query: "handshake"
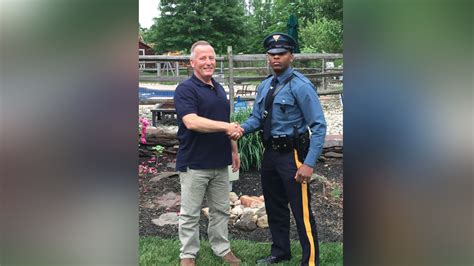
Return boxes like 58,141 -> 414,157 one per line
226,122 -> 244,141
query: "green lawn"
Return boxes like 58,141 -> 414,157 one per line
140,237 -> 342,266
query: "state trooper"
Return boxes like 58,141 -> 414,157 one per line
237,32 -> 327,266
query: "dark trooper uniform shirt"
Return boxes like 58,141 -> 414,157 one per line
241,67 -> 327,167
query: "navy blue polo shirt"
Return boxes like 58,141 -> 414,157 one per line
174,74 -> 232,172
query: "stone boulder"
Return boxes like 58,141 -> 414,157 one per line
324,151 -> 343,158
257,215 -> 269,228
240,195 -> 264,208
149,171 -> 179,182
153,192 -> 181,210
255,206 -> 267,218
229,214 -> 238,224
145,126 -> 179,147
229,192 -> 239,203
234,209 -> 257,231
230,205 -> 244,216
152,212 -> 179,226
242,208 -> 258,224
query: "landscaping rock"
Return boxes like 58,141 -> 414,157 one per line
139,147 -> 154,157
257,215 -> 269,228
146,127 -> 179,147
234,210 -> 257,231
250,200 -> 264,209
164,149 -> 177,155
323,134 -> 343,148
230,205 -> 244,216
255,206 -> 267,218
229,192 -> 239,203
152,212 -> 179,226
143,202 -> 156,209
149,171 -> 179,182
240,195 -> 264,208
242,208 -> 257,221
324,151 -> 343,158
202,207 -> 209,218
229,214 -> 238,224
153,192 -> 181,209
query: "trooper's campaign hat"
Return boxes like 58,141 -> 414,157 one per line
263,32 -> 296,54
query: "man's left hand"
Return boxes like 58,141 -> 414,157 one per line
231,152 -> 240,172
294,164 -> 313,183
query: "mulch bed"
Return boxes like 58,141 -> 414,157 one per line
139,151 -> 343,243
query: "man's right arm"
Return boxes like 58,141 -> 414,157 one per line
182,113 -> 241,135
240,83 -> 266,135
175,83 -> 242,137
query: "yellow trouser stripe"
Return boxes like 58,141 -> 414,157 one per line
294,150 -> 316,266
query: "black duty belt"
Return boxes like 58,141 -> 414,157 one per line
261,130 -> 309,154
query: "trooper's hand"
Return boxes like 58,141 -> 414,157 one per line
227,123 -> 244,140
294,164 -> 313,184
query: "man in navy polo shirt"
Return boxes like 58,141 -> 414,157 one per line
174,41 -> 243,266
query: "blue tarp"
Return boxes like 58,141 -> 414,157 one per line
139,87 -> 174,101
234,96 -> 248,112
139,88 -> 251,112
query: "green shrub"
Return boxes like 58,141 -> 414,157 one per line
231,108 -> 264,172
300,18 -> 343,53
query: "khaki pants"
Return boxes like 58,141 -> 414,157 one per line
179,167 -> 230,259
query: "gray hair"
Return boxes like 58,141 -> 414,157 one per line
190,40 -> 214,60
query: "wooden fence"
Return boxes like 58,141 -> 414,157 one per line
139,47 -> 343,112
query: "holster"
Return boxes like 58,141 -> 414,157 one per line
293,128 -> 310,163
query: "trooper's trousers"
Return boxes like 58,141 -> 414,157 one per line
261,148 -> 320,266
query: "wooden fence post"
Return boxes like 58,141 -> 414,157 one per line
321,58 -> 326,91
266,58 -> 271,75
227,46 -> 235,117
175,62 -> 179,84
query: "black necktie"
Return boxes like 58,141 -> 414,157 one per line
263,77 -> 278,141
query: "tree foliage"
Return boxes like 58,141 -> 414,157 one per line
147,0 -> 247,55
143,0 -> 343,54
300,17 -> 343,53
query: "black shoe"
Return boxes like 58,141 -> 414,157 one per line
256,255 -> 291,264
